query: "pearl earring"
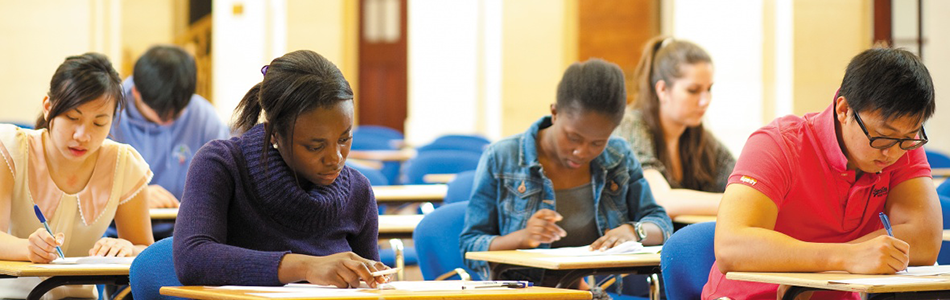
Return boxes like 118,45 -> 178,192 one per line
272,143 -> 278,150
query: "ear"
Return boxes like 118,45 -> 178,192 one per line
130,85 -> 142,103
655,80 -> 669,103
264,122 -> 278,145
549,103 -> 558,121
42,96 -> 51,121
834,96 -> 850,124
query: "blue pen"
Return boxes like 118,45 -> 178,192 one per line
33,204 -> 65,259
878,212 -> 894,237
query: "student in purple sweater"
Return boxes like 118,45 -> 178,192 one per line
174,50 -> 390,288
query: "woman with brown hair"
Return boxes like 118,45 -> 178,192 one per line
614,36 -> 735,218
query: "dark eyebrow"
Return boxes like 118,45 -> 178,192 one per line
340,126 -> 352,136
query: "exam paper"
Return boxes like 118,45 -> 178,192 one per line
47,256 -> 135,265
829,277 -> 948,285
518,242 -> 661,256
896,265 -> 950,276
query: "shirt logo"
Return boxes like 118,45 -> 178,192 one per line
871,186 -> 889,197
173,144 -> 193,165
740,176 -> 758,186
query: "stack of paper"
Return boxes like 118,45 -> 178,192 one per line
51,256 -> 135,265
518,241 -> 661,256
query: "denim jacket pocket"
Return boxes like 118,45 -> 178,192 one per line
500,176 -> 541,215
601,172 -> 631,222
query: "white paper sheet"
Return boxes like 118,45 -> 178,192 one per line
517,241 -> 660,256
896,265 -> 950,276
51,256 -> 135,265
248,290 -> 375,298
518,243 -> 661,256
33,264 -> 128,269
829,277 -> 948,285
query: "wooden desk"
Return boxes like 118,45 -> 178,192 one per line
727,271 -> 950,299
152,209 -> 423,240
465,250 -> 660,288
348,149 -> 416,162
943,230 -> 950,241
377,214 -> 424,240
932,168 -> 950,177
373,184 -> 448,204
423,173 -> 457,184
161,285 -> 592,300
0,260 -> 130,300
150,208 -> 178,220
149,185 -> 447,221
672,215 -> 716,224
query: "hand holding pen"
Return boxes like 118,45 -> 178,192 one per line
29,204 -> 65,263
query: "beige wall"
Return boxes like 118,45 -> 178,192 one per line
791,0 -> 872,115
0,0 -> 119,126
120,0 -> 175,77
500,0 -> 578,137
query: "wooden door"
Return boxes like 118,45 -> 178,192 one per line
578,0 -> 659,105
358,0 -> 408,132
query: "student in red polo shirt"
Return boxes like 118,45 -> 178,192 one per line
703,48 -> 941,300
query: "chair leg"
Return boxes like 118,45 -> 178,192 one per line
388,239 -> 405,281
647,273 -> 660,300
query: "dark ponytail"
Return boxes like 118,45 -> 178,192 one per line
233,83 -> 264,134
230,50 -> 354,166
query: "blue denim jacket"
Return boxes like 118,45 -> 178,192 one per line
459,116 -> 673,279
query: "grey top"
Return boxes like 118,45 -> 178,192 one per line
552,183 -> 600,247
613,109 -> 736,192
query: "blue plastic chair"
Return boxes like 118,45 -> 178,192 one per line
926,149 -> 950,169
444,170 -> 476,204
401,150 -> 482,185
416,134 -> 490,154
346,162 -> 389,186
413,201 -> 480,280
352,125 -> 404,149
937,196 -> 950,265
130,237 -> 185,300
352,125 -> 404,184
661,222 -> 716,300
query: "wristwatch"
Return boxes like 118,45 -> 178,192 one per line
633,222 -> 647,242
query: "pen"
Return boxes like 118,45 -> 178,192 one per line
33,204 -> 65,259
462,281 -> 533,289
878,212 -> 894,237
371,267 -> 400,277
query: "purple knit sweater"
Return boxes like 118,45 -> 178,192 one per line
173,124 -> 379,286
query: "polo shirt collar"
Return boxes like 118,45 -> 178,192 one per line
812,102 -> 851,173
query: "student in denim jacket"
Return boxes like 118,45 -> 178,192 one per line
460,58 -> 673,287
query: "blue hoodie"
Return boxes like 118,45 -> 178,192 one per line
111,77 -> 231,200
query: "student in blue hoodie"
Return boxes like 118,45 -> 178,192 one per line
110,45 -> 230,239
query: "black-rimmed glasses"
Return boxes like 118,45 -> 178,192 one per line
853,112 -> 928,150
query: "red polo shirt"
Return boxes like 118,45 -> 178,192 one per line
701,103 -> 931,300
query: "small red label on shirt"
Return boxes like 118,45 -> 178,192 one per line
740,176 -> 758,186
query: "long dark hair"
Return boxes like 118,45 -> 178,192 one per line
631,36 -> 721,190
35,53 -> 124,130
232,50 -> 354,162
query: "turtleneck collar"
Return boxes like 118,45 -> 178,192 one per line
238,124 -> 353,231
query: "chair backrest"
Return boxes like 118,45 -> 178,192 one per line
130,237 -> 185,300
938,180 -> 950,198
661,221 -> 716,300
401,150 -> 482,185
416,135 -> 490,154
926,149 -> 950,169
413,201 -> 480,280
937,196 -> 950,265
346,162 -> 389,186
352,125 -> 403,150
444,170 -> 476,204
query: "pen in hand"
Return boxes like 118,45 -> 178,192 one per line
33,204 -> 65,259
878,212 -> 894,237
